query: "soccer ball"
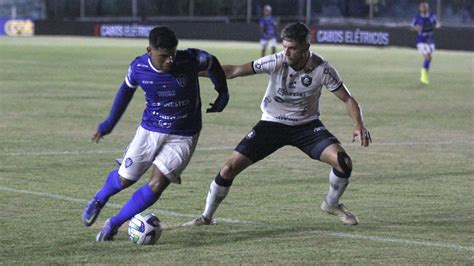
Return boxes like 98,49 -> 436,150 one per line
128,212 -> 162,245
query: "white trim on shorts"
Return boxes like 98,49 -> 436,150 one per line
417,43 -> 435,55
118,126 -> 199,184
260,37 -> 277,48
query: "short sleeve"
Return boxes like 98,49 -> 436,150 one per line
187,48 -> 212,72
322,63 -> 343,92
125,64 -> 139,88
252,54 -> 278,74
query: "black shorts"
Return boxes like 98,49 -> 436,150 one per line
235,120 -> 340,163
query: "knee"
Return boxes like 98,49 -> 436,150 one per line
119,175 -> 135,188
333,151 -> 352,178
220,161 -> 236,179
148,175 -> 170,194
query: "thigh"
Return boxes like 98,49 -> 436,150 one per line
118,126 -> 163,181
269,38 -> 277,48
291,120 -> 340,160
235,121 -> 287,163
428,43 -> 435,54
153,132 -> 199,184
319,143 -> 347,169
417,43 -> 431,55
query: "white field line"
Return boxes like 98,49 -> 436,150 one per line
1,186 -> 472,252
1,140 -> 473,157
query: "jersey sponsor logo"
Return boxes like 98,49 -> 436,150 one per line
153,113 -> 189,121
275,115 -> 299,122
313,126 -> 326,132
301,75 -> 313,87
163,99 -> 190,108
142,80 -> 154,84
158,120 -> 172,128
136,63 -> 149,68
277,88 -> 306,97
157,91 -> 176,97
245,129 -> 256,139
176,74 -> 188,87
125,158 -> 133,168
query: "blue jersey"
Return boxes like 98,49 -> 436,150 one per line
259,16 -> 277,40
125,49 -> 212,136
412,13 -> 437,44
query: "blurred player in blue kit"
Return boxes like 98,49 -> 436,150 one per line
259,5 -> 277,57
411,1 -> 437,84
82,26 -> 229,241
186,22 -> 371,227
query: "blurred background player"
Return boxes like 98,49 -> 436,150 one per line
81,26 -> 229,241
186,22 -> 371,227
411,1 -> 437,84
259,5 -> 277,57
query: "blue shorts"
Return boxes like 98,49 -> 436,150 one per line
235,120 -> 340,163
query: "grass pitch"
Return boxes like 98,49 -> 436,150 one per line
0,36 -> 473,264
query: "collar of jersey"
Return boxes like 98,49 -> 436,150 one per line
148,58 -> 163,73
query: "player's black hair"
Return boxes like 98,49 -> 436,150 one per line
148,26 -> 178,49
280,22 -> 310,44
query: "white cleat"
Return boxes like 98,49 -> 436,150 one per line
321,200 -> 359,225
182,215 -> 216,227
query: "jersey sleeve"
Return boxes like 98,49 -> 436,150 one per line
252,54 -> 278,74
124,59 -> 139,88
431,14 -> 437,26
411,16 -> 419,27
322,62 -> 343,92
187,48 -> 213,72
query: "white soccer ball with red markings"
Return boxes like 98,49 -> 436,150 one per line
128,212 -> 162,245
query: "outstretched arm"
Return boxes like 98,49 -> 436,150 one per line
92,81 -> 136,143
199,62 -> 255,79
222,63 -> 255,79
332,84 -> 371,147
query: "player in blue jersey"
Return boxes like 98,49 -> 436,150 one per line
81,26 -> 229,241
259,5 -> 278,57
411,1 -> 437,84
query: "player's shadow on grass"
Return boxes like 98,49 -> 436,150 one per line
166,223 -> 350,248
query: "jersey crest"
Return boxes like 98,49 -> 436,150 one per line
301,74 -> 312,87
176,73 -> 188,87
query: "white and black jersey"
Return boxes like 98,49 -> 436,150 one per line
252,51 -> 343,126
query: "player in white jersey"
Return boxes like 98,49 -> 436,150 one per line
185,22 -> 371,226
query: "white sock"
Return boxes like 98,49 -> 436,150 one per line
325,169 -> 349,206
202,181 -> 230,219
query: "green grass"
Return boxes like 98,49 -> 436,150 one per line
1,36 -> 473,264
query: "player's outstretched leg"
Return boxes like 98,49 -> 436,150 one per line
321,168 -> 359,225
96,183 -> 162,242
183,173 -> 232,226
83,169 -> 127,226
